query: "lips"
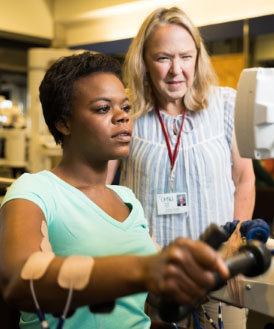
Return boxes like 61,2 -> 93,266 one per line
111,130 -> 132,142
167,80 -> 184,85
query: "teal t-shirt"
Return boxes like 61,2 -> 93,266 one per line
2,170 -> 157,329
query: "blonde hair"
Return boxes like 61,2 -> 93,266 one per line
123,7 -> 218,118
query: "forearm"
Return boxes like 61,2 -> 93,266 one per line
1,225 -> 229,317
3,254 -> 151,313
231,131 -> 256,222
226,176 -> 255,257
233,179 -> 255,221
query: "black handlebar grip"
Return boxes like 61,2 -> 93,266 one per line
158,226 -> 271,323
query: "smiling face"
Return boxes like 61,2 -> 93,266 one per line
62,72 -> 132,162
144,24 -> 197,108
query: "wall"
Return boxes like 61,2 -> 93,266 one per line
0,0 -> 53,40
52,0 -> 274,47
211,53 -> 245,89
254,33 -> 274,63
0,0 -> 274,47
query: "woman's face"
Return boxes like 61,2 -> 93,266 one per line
65,72 -> 132,161
144,24 -> 197,107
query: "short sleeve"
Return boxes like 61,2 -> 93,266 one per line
1,173 -> 56,223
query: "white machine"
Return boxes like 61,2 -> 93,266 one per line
235,68 -> 274,159
211,68 -> 274,324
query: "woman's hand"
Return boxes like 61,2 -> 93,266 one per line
144,238 -> 229,307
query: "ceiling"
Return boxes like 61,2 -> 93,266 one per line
54,0 -> 274,27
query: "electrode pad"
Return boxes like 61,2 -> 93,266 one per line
57,256 -> 94,290
21,251 -> 55,280
40,221 -> 52,252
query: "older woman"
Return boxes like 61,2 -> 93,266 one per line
108,7 -> 255,329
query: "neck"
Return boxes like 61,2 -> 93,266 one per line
157,100 -> 185,117
52,154 -> 108,189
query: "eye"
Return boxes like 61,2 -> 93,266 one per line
121,105 -> 131,113
95,105 -> 111,114
181,55 -> 193,60
157,56 -> 169,62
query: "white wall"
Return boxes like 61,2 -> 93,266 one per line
0,0 -> 53,40
52,0 -> 274,47
53,0 -> 137,23
0,0 -> 274,46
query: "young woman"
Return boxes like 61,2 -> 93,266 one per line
0,52 -> 229,329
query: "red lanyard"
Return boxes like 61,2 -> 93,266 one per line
156,105 -> 186,170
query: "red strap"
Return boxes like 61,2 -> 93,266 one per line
156,105 -> 186,170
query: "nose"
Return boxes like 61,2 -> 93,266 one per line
170,58 -> 182,75
112,107 -> 130,124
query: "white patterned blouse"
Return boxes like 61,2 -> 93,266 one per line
120,87 -> 236,247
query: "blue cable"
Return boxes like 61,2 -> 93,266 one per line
36,308 -> 50,329
56,316 -> 65,329
29,280 -> 50,329
218,303 -> 224,329
202,306 -> 218,329
193,304 -> 224,329
192,310 -> 204,329
55,286 -> 74,329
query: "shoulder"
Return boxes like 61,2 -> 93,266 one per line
131,108 -> 157,140
1,171 -> 54,207
133,108 -> 155,125
207,87 -> 236,119
211,86 -> 236,103
6,171 -> 50,191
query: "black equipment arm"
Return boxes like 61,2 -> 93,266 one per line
157,225 -> 272,323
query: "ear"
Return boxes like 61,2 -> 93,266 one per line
55,117 -> 71,136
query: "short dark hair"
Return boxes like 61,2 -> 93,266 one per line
39,51 -> 122,145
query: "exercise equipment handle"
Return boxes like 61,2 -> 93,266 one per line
159,227 -> 271,322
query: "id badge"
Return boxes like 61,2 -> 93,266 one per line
156,192 -> 188,215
